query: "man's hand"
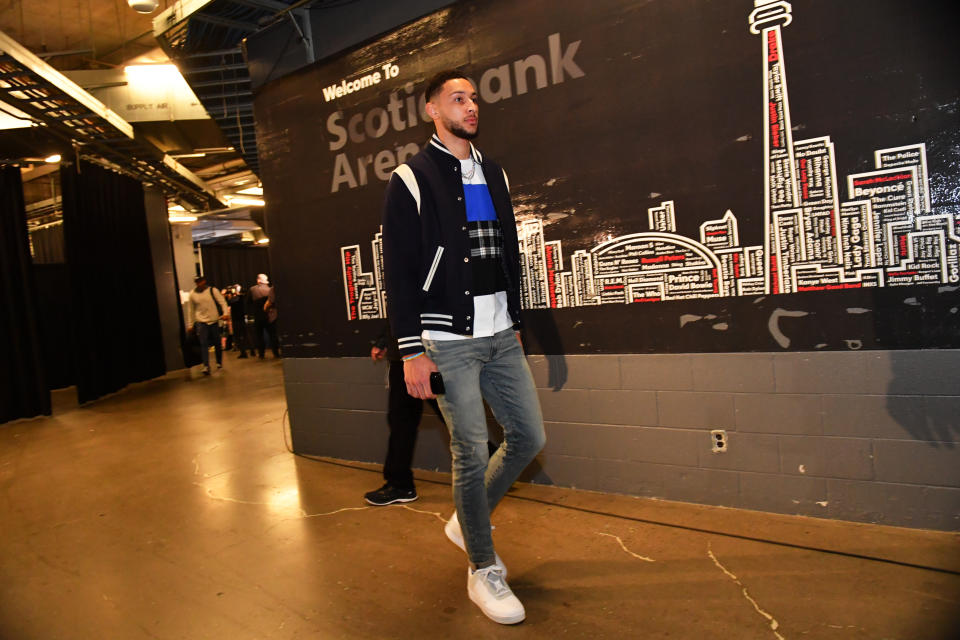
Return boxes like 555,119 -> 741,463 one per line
403,353 -> 439,399
370,346 -> 387,361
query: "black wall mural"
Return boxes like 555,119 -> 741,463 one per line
253,0 -> 960,357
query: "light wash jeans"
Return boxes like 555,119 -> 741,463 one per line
423,328 -> 546,568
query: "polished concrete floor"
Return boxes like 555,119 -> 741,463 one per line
1,358 -> 958,639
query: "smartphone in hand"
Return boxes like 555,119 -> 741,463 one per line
429,371 -> 445,395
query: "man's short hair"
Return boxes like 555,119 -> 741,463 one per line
194,275 -> 206,283
425,69 -> 472,102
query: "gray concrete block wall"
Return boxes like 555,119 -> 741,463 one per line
284,349 -> 960,531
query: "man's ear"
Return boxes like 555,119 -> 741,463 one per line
425,101 -> 438,120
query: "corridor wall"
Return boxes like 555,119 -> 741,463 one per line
252,0 -> 960,530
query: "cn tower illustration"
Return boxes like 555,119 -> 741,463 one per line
340,1 -> 959,322
753,0 -> 804,295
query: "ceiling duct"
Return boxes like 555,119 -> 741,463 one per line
153,0 -> 460,180
153,0 -> 308,177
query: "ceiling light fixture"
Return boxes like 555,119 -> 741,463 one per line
44,154 -> 61,163
236,186 -> 263,196
256,238 -> 270,244
127,0 -> 159,14
168,215 -> 198,223
124,64 -> 180,83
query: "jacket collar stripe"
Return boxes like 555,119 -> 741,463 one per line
429,134 -> 482,163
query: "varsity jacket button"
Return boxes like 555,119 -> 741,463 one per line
466,315 -> 471,320
463,257 -> 469,263
464,290 -> 470,295
457,196 -> 463,201
462,225 -> 467,231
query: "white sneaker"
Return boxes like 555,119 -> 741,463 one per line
445,512 -> 506,576
467,565 -> 525,624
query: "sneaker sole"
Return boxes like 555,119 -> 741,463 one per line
364,495 -> 418,506
444,518 -> 466,551
468,591 -> 525,625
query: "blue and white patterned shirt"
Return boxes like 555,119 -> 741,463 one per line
422,152 -> 512,341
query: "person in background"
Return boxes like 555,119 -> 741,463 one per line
364,323 -> 444,506
266,284 -> 279,353
224,285 -> 249,359
187,275 -> 229,375
249,273 -> 280,359
223,286 -> 236,351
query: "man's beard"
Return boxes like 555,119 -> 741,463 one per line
445,117 -> 479,140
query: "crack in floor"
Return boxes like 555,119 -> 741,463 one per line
195,480 -> 458,534
195,484 -> 270,507
400,504 -> 447,523
708,543 -> 785,640
195,484 -> 370,518
302,506 -> 370,518
597,532 -> 655,562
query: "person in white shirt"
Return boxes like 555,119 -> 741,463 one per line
187,276 -> 229,375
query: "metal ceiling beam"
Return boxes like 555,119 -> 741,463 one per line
190,77 -> 251,88
190,13 -> 259,32
196,90 -> 253,100
223,0 -> 289,12
37,48 -> 94,59
182,47 -> 244,59
0,38 -> 134,138
0,29 -> 223,211
154,0 -> 218,37
181,62 -> 249,74
152,0 -> 297,179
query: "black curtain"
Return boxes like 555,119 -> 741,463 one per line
61,161 -> 166,404
0,166 -> 50,422
32,264 -> 75,389
200,245 -> 271,291
30,223 -> 66,263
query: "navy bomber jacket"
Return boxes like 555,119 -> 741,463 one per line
381,135 -> 523,359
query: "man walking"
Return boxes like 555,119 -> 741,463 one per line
381,70 -> 545,625
249,273 -> 279,359
187,276 -> 229,375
